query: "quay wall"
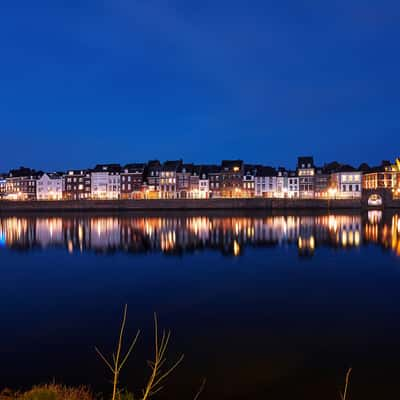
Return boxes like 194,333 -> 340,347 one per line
0,198 -> 364,212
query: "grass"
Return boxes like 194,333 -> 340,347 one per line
0,384 -> 94,400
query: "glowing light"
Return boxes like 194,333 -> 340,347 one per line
233,240 -> 240,256
341,231 -> 347,247
0,232 -> 5,247
310,236 -> 315,250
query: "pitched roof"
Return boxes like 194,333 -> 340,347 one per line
255,166 -> 276,177
297,156 -> 315,168
92,164 -> 121,173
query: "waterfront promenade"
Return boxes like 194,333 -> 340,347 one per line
0,198 -> 368,211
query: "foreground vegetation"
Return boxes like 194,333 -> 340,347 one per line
0,305 -> 351,400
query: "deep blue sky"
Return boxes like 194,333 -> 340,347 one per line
1,0 -> 399,171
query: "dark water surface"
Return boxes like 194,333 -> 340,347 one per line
0,210 -> 400,399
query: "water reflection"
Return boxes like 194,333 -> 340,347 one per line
0,212 -> 399,257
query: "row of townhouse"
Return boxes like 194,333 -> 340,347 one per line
1,157 -> 399,201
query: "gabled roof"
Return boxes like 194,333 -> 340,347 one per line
92,164 -> 121,173
297,156 -> 315,168
8,167 -> 39,178
39,172 -> 63,180
221,160 -> 243,169
178,163 -> 194,173
162,160 -> 183,171
337,166 -> 357,173
255,166 -> 276,177
123,163 -> 145,173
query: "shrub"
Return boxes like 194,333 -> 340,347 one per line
20,384 -> 93,400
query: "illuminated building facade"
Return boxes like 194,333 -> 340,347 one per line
160,160 -> 182,199
198,166 -> 210,199
254,166 -> 277,198
90,164 -> 121,200
242,165 -> 258,197
208,165 -> 222,198
219,160 -> 244,198
5,167 -> 39,200
362,160 -> 400,196
120,163 -> 146,199
63,170 -> 91,200
297,156 -> 315,198
176,163 -> 194,198
287,171 -> 299,198
331,169 -> 362,199
0,175 -> 6,198
36,173 -> 63,200
146,160 -> 161,199
314,167 -> 331,198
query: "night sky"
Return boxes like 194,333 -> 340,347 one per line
1,0 -> 399,171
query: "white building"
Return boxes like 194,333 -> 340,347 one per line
36,173 -> 63,200
91,164 -> 121,200
275,168 -> 289,198
287,172 -> 299,198
254,167 -> 277,197
331,170 -> 362,199
198,168 -> 210,199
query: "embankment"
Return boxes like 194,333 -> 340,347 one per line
0,198 -> 362,212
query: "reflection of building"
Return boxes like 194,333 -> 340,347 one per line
36,218 -> 63,247
0,213 -> 375,258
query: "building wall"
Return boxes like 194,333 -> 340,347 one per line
63,171 -> 91,200
288,177 -> 299,198
332,172 -> 362,198
5,177 -> 37,200
91,172 -> 120,200
255,176 -> 276,197
160,171 -> 177,199
36,174 -> 63,200
198,178 -> 209,198
121,173 -> 144,199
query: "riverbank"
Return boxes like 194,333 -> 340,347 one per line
0,198 -> 364,212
